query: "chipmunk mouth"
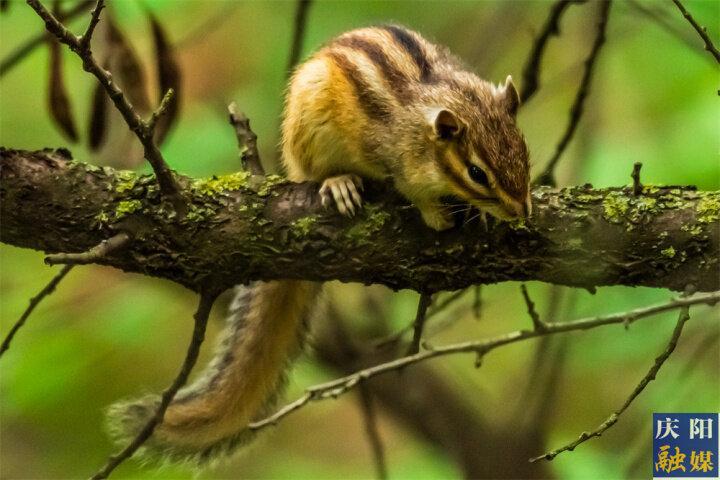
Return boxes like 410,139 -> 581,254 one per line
470,199 -> 521,221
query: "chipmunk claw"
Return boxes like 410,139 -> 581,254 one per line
319,174 -> 363,217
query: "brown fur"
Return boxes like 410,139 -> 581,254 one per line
107,281 -> 321,464
283,25 -> 531,227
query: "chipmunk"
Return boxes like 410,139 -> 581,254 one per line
108,25 -> 531,465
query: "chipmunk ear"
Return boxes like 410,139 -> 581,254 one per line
427,108 -> 463,141
498,75 -> 520,117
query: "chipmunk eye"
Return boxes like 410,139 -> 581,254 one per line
468,165 -> 488,185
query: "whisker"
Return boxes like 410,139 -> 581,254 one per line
463,211 -> 485,226
447,206 -> 472,214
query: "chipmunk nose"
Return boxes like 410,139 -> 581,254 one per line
502,201 -> 524,219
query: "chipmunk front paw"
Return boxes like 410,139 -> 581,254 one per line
319,174 -> 364,217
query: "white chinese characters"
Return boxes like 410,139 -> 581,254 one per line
690,418 -> 714,440
656,417 -> 681,440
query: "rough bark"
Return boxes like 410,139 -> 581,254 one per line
1,147 -> 718,293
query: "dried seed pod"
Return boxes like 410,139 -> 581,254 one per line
105,14 -> 151,115
149,12 -> 181,145
87,58 -> 110,150
47,1 -> 78,142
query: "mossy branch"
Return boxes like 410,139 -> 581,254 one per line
1,147 -> 718,293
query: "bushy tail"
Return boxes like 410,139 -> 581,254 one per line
107,280 -> 321,465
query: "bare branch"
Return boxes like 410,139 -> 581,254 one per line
45,232 -> 130,266
316,308 -> 551,479
520,0 -> 586,103
631,162 -> 643,196
78,0 -> 103,51
626,0 -> 713,63
407,292 -> 432,355
89,289 -> 219,479
249,291 -> 719,432
287,0 -> 313,75
535,0 -> 612,186
228,102 -> 265,176
520,284 -> 548,331
372,289 -> 467,348
357,383 -> 388,480
146,88 -> 176,135
0,0 -> 93,78
0,265 -> 72,358
25,0 -> 185,212
671,0 -> 720,64
530,301 -> 692,462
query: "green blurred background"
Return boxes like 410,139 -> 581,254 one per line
1,0 -> 718,478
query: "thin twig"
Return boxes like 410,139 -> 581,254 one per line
357,382 -> 388,480
249,291 -> 719,432
77,0 -> 103,51
0,265 -> 73,358
228,102 -> 265,176
406,292 -> 432,355
530,303 -> 692,462
671,0 -> 720,63
535,0 -> 612,186
176,1 -> 239,48
373,289 -> 467,348
89,289 -> 219,480
520,0 -> 586,103
520,284 -> 548,331
45,232 -> 130,266
631,162 -> 643,196
25,0 -> 185,212
625,0 -> 713,63
286,0 -> 312,75
0,0 -> 93,77
146,88 -> 176,133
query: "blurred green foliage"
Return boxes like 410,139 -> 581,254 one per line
1,0 -> 718,479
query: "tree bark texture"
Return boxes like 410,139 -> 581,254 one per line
1,148 -> 718,293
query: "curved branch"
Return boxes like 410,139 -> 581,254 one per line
1,148 -> 718,293
250,291 -> 718,432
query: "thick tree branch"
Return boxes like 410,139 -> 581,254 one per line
1,148 -> 718,293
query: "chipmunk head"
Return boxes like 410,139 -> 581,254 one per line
426,75 -> 531,220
